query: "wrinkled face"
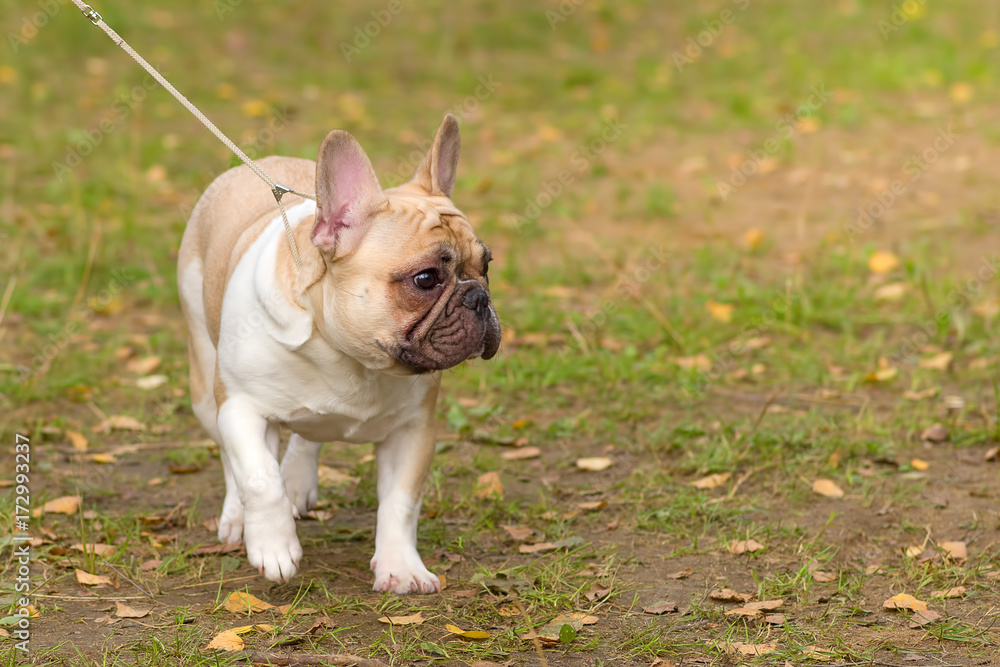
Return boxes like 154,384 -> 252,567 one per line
326,188 -> 501,375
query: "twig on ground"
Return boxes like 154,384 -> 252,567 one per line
237,652 -> 390,667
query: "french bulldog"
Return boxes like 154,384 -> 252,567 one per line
177,114 -> 501,594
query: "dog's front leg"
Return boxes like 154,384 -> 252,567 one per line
217,396 -> 302,583
370,396 -> 440,594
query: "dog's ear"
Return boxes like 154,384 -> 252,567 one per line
410,114 -> 461,197
313,130 -> 385,259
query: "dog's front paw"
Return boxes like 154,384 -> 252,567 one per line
281,454 -> 319,517
243,501 -> 302,583
370,549 -> 440,594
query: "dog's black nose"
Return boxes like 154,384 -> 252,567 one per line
463,288 -> 490,313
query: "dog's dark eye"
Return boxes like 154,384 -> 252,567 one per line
413,270 -> 441,290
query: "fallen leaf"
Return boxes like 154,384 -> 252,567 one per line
709,588 -> 753,603
446,623 -> 491,640
866,366 -> 898,382
727,641 -> 777,656
802,646 -> 836,661
140,560 -> 162,571
67,431 -> 88,451
205,629 -> 244,651
75,569 -> 111,586
904,387 -> 939,401
551,612 -> 598,626
691,472 -> 731,490
126,356 -> 161,374
938,541 -> 967,560
93,415 -> 145,433
883,593 -> 927,611
379,612 -> 424,626
921,423 -> 948,442
868,250 -> 900,274
764,613 -> 786,625
519,542 -> 557,554
224,592 -> 274,614
931,586 -> 966,598
665,568 -> 693,580
812,479 -> 844,498
577,500 -> 607,511
729,539 -> 765,555
724,607 -> 762,619
44,496 -> 82,515
584,583 -> 611,602
673,354 -> 712,371
136,374 -> 169,390
501,525 -> 533,541
743,228 -> 765,251
642,601 -> 678,614
473,471 -> 504,499
115,601 -> 151,619
575,457 -> 613,472
908,609 -> 942,628
919,352 -> 953,371
71,543 -> 116,557
501,447 -> 541,461
706,300 -> 734,323
812,570 -> 836,583
911,458 -> 930,471
874,282 -> 908,301
903,545 -> 924,558
273,604 -> 318,615
90,453 -> 117,464
317,465 -> 359,486
985,446 -> 1000,461
745,599 -> 784,611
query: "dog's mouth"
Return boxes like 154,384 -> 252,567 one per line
390,281 -> 500,374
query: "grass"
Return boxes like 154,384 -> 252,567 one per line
4,0 -> 1000,664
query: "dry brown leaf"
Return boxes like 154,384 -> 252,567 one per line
802,646 -> 836,661
874,282 -> 908,301
205,630 -> 244,651
866,366 -> 898,383
908,609 -> 942,628
273,605 -> 318,615
71,543 -> 116,557
650,659 -> 677,667
93,415 -> 145,433
140,560 -> 162,572
501,525 -> 533,541
727,641 -> 777,656
44,495 -> 82,515
931,586 -> 966,599
67,430 -> 88,451
868,250 -> 900,274
904,388 -> 939,401
764,613 -> 786,625
883,593 -> 927,611
552,612 -> 599,625
575,457 -> 613,472
812,479 -> 844,498
115,601 -> 151,618
577,500 -> 608,511
673,354 -> 712,371
90,453 -> 117,464
126,356 -> 161,374
378,612 -> 424,625
811,570 -> 836,583
985,446 -> 1000,462
501,447 -> 541,461
729,539 -> 765,555
910,458 -> 930,471
642,601 -> 678,615
938,541 -> 967,560
706,300 -> 734,323
745,599 -> 784,611
75,569 -> 111,586
724,607 -> 762,619
665,568 -> 693,580
921,423 -> 949,442
223,592 -> 274,614
473,471 -> 504,499
691,472 -> 731,490
919,352 -> 953,371
584,583 -> 611,602
709,588 -> 753,603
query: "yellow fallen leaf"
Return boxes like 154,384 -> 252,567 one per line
868,250 -> 900,274
445,623 -> 491,640
379,612 -> 424,626
743,228 -> 765,251
910,458 -> 929,471
577,500 -> 607,510
537,125 -> 562,142
241,99 -> 269,118
874,282 -> 908,301
673,354 -> 712,371
706,300 -> 734,323
90,453 -> 117,464
93,415 -> 145,433
950,82 -> 973,104
729,539 -> 765,555
691,472 -> 731,490
919,352 -> 952,371
473,471 -> 504,499
67,431 -> 88,451
812,479 -> 844,498
224,592 -> 274,614
115,601 -> 151,618
501,446 -> 541,461
727,642 -> 777,656
938,541 -> 967,560
795,117 -> 821,133
206,630 -> 244,651
44,496 -> 82,515
576,457 -> 613,472
75,569 -> 111,586
883,593 -> 927,611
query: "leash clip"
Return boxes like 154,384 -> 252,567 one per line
81,4 -> 102,25
271,183 -> 293,202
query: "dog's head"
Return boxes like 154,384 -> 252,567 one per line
309,114 -> 501,374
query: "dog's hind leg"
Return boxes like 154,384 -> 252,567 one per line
281,434 -> 322,517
